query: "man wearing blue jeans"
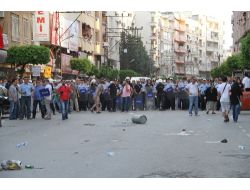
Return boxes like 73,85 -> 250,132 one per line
19,77 -> 33,120
8,79 -> 18,120
186,77 -> 199,116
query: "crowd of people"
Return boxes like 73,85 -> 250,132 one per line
0,73 -> 250,123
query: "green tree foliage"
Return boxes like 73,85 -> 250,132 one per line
211,67 -> 221,78
240,32 -> 250,69
226,53 -> 243,71
87,64 -> 99,76
97,66 -> 119,80
120,33 -> 150,76
119,69 -> 139,81
6,45 -> 50,75
211,53 -> 244,78
70,58 -> 92,74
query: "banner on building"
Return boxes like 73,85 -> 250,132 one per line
33,11 -> 49,41
60,18 -> 79,52
51,13 -> 79,51
31,65 -> 41,76
61,53 -> 72,73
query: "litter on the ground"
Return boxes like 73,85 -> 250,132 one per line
131,115 -> 147,124
221,139 -> 228,143
1,160 -> 22,170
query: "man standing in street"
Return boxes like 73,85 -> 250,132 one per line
8,79 -> 18,120
32,79 -> 45,119
19,77 -> 33,120
218,76 -> 231,122
57,81 -> 71,120
186,77 -> 199,116
242,73 -> 250,91
43,79 -> 53,120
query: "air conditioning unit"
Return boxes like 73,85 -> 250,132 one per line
0,12 -> 5,18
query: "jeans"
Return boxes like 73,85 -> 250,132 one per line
20,96 -> 31,119
33,99 -> 45,118
9,100 -> 18,119
122,96 -> 130,111
44,99 -> 52,118
232,104 -> 240,122
60,100 -> 69,120
189,96 -> 198,115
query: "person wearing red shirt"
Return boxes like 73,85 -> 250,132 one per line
57,81 -> 71,120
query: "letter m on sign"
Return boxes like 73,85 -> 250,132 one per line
36,11 -> 45,32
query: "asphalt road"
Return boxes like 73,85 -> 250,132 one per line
0,110 -> 250,178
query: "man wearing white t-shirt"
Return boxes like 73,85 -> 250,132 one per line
44,79 -> 52,120
218,76 -> 231,122
242,73 -> 250,91
186,77 -> 199,116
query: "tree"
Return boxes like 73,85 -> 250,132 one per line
87,64 -> 99,76
120,33 -> 150,76
211,67 -> 221,78
6,45 -> 50,76
119,69 -> 139,80
240,32 -> 250,69
97,66 -> 119,80
70,58 -> 92,74
226,53 -> 243,71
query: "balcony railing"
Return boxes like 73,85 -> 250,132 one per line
174,47 -> 186,54
174,24 -> 186,32
175,56 -> 185,64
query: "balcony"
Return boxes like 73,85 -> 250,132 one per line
174,47 -> 186,54
150,21 -> 157,26
175,67 -> 185,75
175,56 -> 185,64
174,24 -> 186,32
174,36 -> 186,44
206,46 -> 218,52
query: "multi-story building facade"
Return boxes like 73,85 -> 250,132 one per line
134,11 -> 225,78
173,13 -> 187,77
197,15 -> 224,78
0,11 -> 33,77
232,11 -> 250,53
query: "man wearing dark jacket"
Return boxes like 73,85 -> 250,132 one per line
205,83 -> 218,114
230,79 -> 243,122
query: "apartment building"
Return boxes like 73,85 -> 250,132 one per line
50,11 -> 106,75
0,11 -> 33,77
135,11 -> 225,78
185,17 -> 201,77
232,11 -> 250,53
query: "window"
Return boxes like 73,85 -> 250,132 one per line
23,18 -> 30,41
11,14 -> 19,41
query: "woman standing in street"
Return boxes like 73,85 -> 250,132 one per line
230,77 -> 243,123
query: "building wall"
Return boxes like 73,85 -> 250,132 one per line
0,11 -> 33,49
232,11 -> 250,53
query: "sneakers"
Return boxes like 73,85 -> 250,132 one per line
212,112 -> 216,114
206,110 -> 209,114
189,113 -> 192,116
